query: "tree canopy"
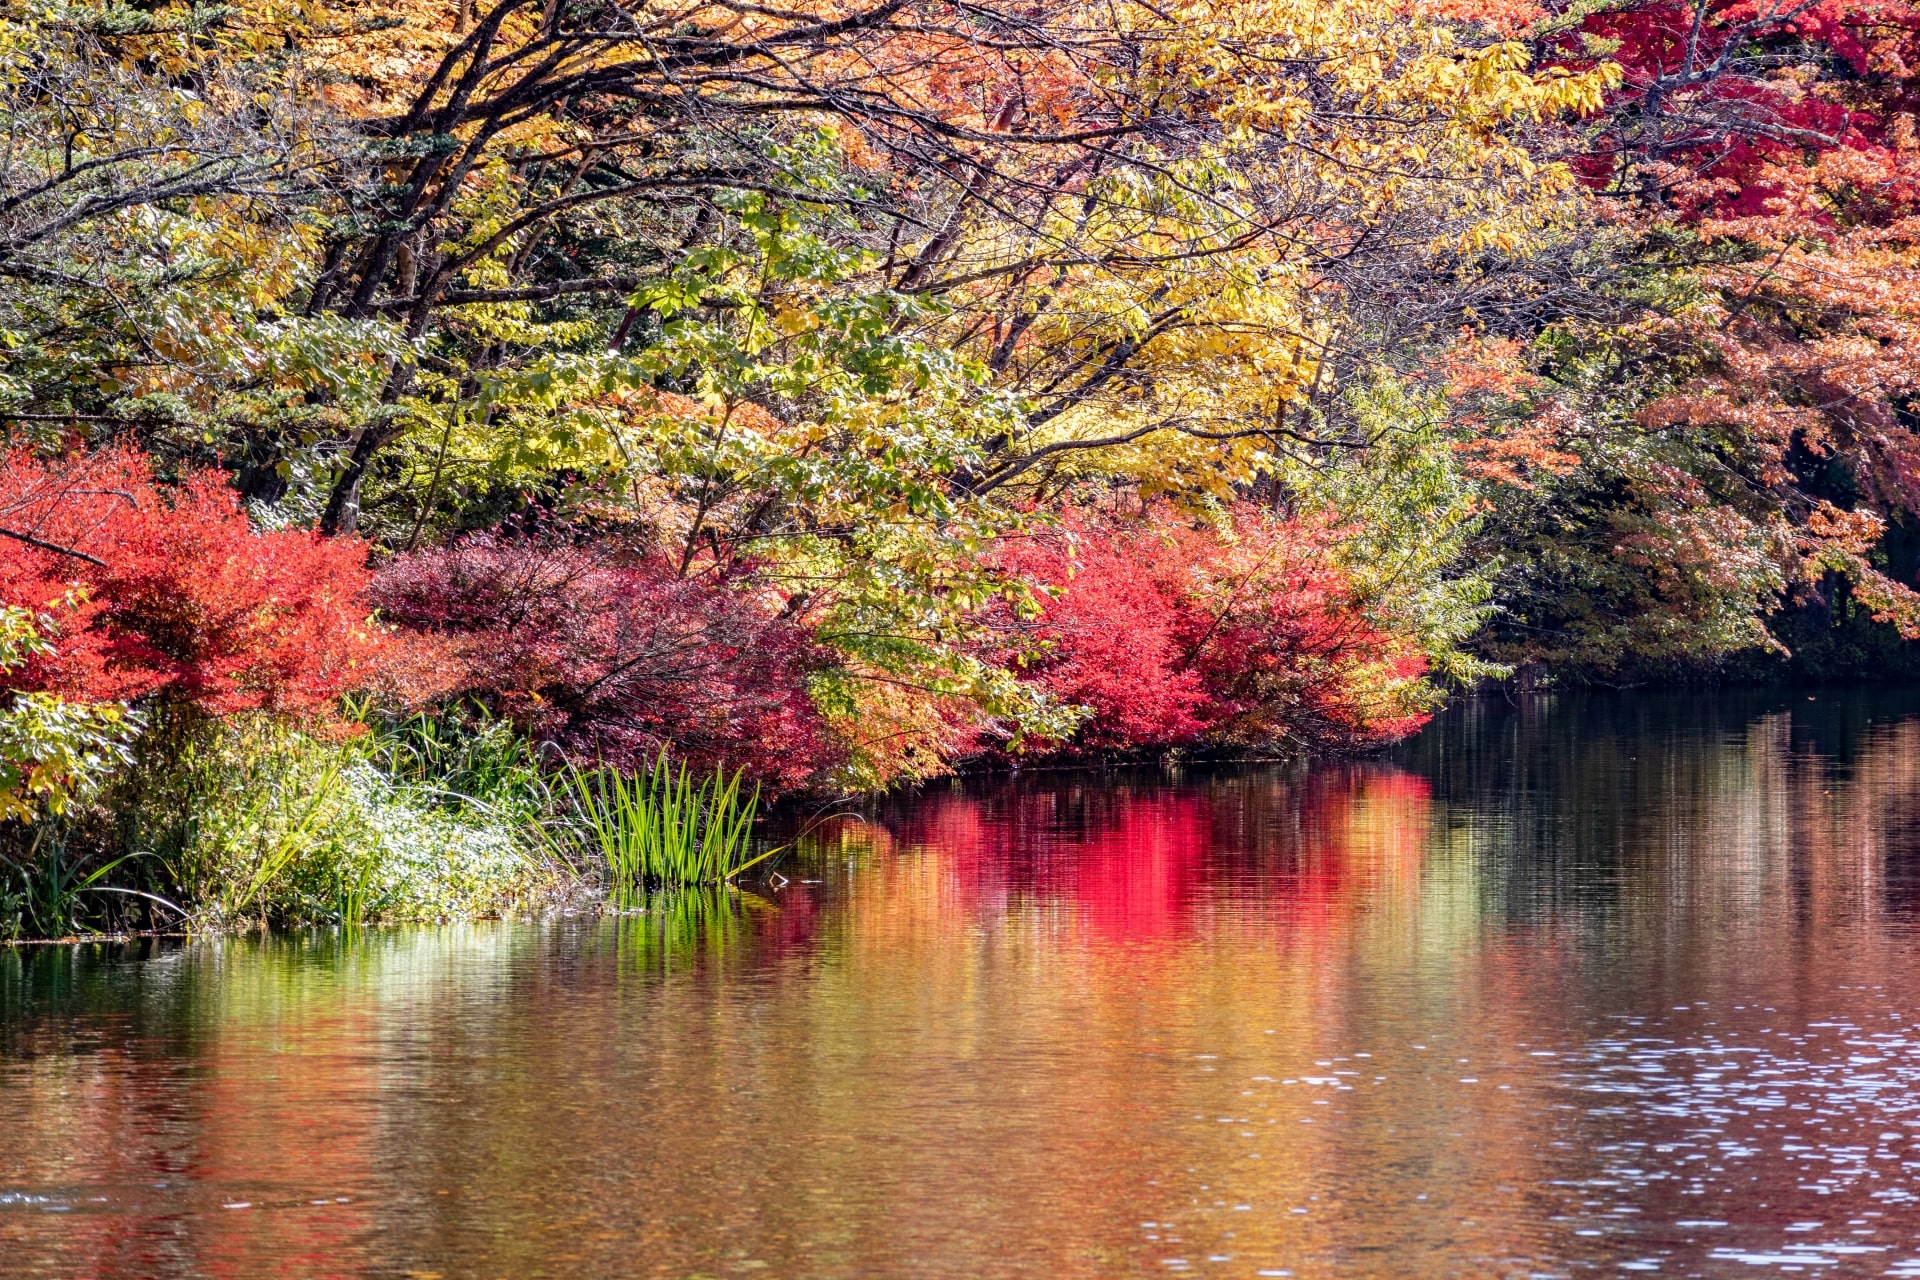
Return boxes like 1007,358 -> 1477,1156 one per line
2,0 -> 1918,798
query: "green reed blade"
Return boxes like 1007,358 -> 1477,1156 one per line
568,749 -> 769,893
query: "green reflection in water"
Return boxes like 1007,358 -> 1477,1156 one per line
612,887 -> 777,972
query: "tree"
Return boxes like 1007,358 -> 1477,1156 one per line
1411,0 -> 1920,678
0,446 -> 386,716
0,2 -> 398,483
994,506 -> 1443,756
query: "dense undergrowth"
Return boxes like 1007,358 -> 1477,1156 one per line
6,0 -> 1920,936
0,702 -> 791,939
2,709 -> 548,939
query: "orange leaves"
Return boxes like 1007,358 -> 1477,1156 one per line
1430,330 -> 1580,489
1837,565 -> 1920,638
1644,227 -> 1920,510
1455,415 -> 1582,489
1803,500 -> 1884,556
1785,501 -> 1920,639
1437,330 -> 1540,399
1636,378 -> 1824,479
1411,0 -> 1549,38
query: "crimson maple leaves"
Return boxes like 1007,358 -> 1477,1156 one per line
996,509 -> 1436,756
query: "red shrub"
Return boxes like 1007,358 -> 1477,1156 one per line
370,537 -> 840,791
1171,517 -> 1434,748
0,447 -> 385,715
992,508 -> 1432,757
993,530 -> 1208,749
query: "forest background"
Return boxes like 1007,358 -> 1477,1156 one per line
2,0 -> 1918,933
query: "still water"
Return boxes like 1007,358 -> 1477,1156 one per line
10,691 -> 1920,1277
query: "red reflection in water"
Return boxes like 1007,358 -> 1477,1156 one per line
1272,768 -> 1433,928
897,788 -> 1212,942
882,767 -> 1434,944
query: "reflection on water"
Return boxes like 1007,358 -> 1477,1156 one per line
11,691 -> 1920,1276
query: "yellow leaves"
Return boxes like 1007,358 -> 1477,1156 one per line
1085,0 -> 1617,277
1139,0 -> 1616,147
291,0 -> 470,114
1467,43 -> 1616,118
1383,38 -> 1617,147
815,676 -> 977,791
770,303 -> 818,338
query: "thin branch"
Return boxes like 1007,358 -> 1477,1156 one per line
0,526 -> 108,566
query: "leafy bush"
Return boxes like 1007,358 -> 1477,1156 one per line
132,716 -> 549,929
992,507 -> 1443,757
0,606 -> 141,823
0,445 -> 387,714
0,693 -> 143,824
371,537 -> 841,790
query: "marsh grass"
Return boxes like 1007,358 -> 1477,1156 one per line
569,753 -> 777,903
6,823 -> 146,939
5,707 -> 774,940
365,705 -> 552,823
1,707 -> 544,941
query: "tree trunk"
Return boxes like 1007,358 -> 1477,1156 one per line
319,426 -> 388,536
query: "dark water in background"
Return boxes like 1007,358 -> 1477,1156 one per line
11,691 -> 1920,1277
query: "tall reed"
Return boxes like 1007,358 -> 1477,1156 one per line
568,752 -> 775,903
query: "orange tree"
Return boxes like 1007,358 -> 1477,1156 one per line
1415,0 -> 1920,679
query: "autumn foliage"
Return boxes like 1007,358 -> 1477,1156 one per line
0,448 -> 385,716
994,510 -> 1437,755
368,538 -> 841,790
16,0 -> 1920,805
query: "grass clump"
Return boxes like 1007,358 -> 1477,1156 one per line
568,752 -> 776,905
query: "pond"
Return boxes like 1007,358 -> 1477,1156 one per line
10,690 -> 1920,1277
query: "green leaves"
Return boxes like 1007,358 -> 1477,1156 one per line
0,692 -> 142,823
0,607 -> 142,824
1276,376 -> 1507,689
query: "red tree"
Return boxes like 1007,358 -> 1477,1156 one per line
0,446 -> 385,715
991,509 -> 1434,757
993,527 -> 1210,749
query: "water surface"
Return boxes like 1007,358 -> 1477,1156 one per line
9,691 -> 1920,1277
